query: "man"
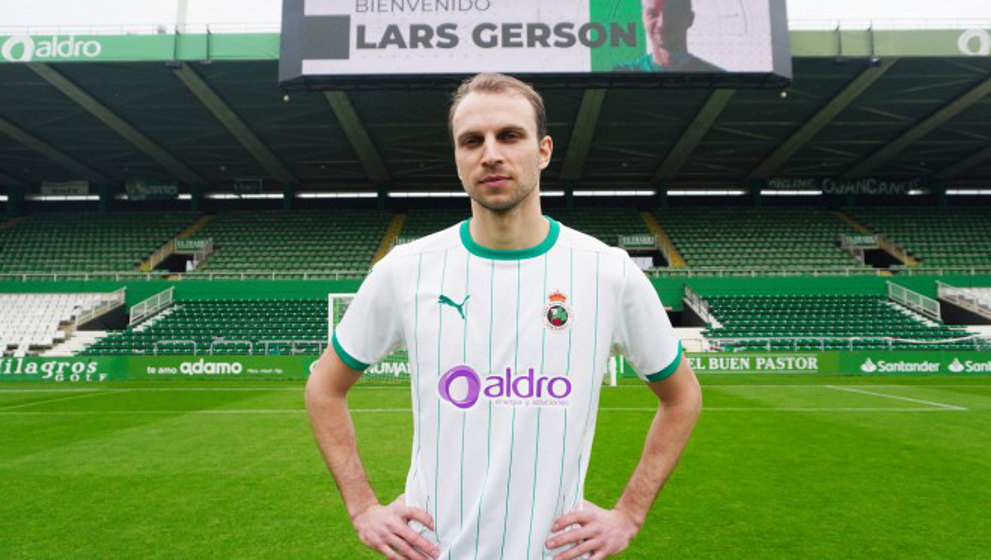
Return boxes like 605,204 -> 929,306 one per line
614,0 -> 723,73
305,73 -> 702,559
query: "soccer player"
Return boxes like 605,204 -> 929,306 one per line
614,0 -> 723,73
305,73 -> 702,559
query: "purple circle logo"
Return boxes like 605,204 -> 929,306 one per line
437,365 -> 482,409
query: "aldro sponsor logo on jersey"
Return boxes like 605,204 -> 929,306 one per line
437,364 -> 572,409
1,35 -> 103,62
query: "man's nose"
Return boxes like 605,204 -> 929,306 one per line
481,137 -> 503,167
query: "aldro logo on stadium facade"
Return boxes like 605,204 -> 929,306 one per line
1,35 -> 103,62
437,364 -> 572,409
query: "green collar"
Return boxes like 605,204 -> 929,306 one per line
459,216 -> 560,260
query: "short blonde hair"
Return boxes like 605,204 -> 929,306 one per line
448,73 -> 547,140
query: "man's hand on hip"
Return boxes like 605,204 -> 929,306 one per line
545,500 -> 640,560
352,494 -> 439,560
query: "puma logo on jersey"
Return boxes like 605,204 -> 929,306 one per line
438,294 -> 470,319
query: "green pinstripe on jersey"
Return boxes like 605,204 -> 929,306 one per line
525,253 -> 549,558
498,261 -> 522,560
573,252 -> 601,510
410,253 -> 424,491
554,248 -> 574,518
434,249 -> 448,539
459,253 -> 471,535
473,259 -> 495,560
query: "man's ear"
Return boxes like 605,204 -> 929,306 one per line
538,135 -> 553,170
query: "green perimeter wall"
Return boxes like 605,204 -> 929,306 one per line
3,275 -> 991,312
0,280 -> 363,306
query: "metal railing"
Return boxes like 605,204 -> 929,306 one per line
74,288 -> 125,327
209,339 -> 253,355
129,287 -> 175,327
937,282 -> 991,320
145,338 -> 325,356
683,286 -> 718,326
895,266 -> 991,276
887,281 -> 941,321
143,239 -> 176,272
649,266 -> 881,278
0,269 -> 370,281
153,339 -> 197,355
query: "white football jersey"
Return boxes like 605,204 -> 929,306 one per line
333,217 -> 682,559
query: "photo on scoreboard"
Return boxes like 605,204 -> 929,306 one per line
279,0 -> 791,85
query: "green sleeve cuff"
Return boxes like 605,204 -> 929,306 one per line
644,342 -> 683,383
332,333 -> 370,371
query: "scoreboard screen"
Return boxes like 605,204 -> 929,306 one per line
279,0 -> 791,86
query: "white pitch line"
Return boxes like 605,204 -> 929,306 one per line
823,385 -> 968,410
0,391 -> 109,410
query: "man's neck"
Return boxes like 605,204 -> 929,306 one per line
468,194 -> 548,251
650,46 -> 686,68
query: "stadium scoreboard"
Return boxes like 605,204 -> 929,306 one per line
279,0 -> 791,87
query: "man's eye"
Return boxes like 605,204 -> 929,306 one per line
462,137 -> 481,146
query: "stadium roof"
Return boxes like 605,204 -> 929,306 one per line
1,28 -> 990,194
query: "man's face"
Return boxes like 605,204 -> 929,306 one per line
451,91 -> 552,214
642,0 -> 694,52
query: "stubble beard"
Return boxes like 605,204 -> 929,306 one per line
467,178 -> 538,214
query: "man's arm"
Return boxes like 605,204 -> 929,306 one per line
305,345 -> 439,560
546,355 -> 702,560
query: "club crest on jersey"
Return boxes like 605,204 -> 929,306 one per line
543,291 -> 572,331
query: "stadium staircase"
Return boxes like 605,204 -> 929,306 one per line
138,214 -> 214,271
639,211 -> 685,266
698,293 -> 985,351
80,299 -> 327,356
0,212 -> 196,273
842,206 -> 990,270
0,216 -> 25,231
374,213 -> 407,263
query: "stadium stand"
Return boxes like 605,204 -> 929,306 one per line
701,294 -> 986,351
0,293 -> 116,356
398,209 -> 470,241
79,298 -> 326,356
187,210 -> 391,275
544,208 -> 651,246
399,208 -> 650,247
842,206 -> 991,269
0,212 -> 197,273
653,207 -> 869,270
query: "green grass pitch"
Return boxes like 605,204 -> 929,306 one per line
2,375 -> 990,558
